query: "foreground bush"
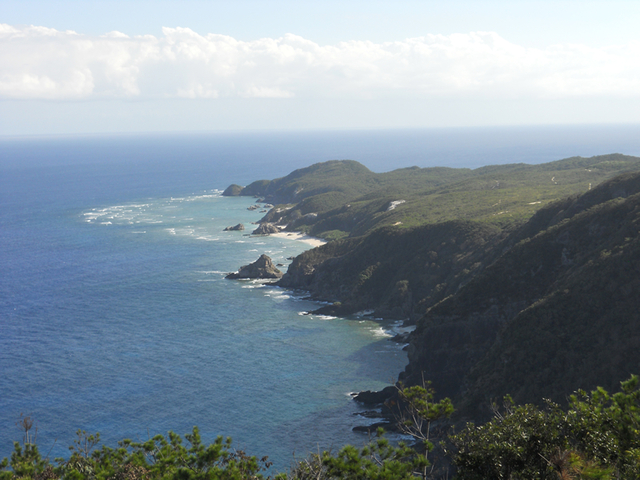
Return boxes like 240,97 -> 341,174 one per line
449,375 -> 640,479
3,375 -> 640,479
1,427 -> 271,480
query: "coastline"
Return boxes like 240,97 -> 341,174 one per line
269,231 -> 327,248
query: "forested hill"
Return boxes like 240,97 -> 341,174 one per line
224,154 -> 640,419
402,170 -> 640,418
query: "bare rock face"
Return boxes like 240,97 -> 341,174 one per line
226,254 -> 283,279
252,223 -> 280,235
223,224 -> 245,231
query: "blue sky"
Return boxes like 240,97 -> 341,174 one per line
2,0 -> 640,135
4,0 -> 640,47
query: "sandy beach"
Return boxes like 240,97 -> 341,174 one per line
269,231 -> 326,247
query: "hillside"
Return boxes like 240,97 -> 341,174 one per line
225,154 -> 640,240
278,220 -> 503,320
227,154 -> 640,321
402,171 -> 640,418
225,155 -> 640,421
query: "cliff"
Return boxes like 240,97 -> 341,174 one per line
278,220 -> 503,320
225,154 -> 640,241
226,155 -> 640,422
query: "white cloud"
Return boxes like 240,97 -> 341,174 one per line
1,24 -> 639,101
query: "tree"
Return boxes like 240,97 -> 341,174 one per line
449,375 -> 640,479
393,377 -> 454,479
321,428 -> 428,480
1,426 -> 272,480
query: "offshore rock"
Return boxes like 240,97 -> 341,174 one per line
226,254 -> 283,280
252,223 -> 280,235
223,223 -> 245,231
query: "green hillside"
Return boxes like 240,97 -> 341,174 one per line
225,154 -> 640,424
402,170 -> 640,417
225,154 -> 640,239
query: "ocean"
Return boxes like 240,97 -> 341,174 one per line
2,125 -> 640,471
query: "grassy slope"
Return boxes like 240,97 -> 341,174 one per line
227,154 -> 640,239
402,171 -> 640,419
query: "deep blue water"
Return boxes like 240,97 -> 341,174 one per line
2,125 -> 640,471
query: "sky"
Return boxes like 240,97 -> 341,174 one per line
1,0 -> 640,135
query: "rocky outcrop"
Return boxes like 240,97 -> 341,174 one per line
226,254 -> 283,280
223,224 -> 245,231
353,386 -> 396,405
252,223 -> 280,235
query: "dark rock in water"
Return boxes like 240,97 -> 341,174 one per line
252,223 -> 280,235
353,422 -> 393,433
247,205 -> 259,211
222,184 -> 243,196
226,254 -> 283,279
223,223 -> 245,231
391,332 -> 410,343
311,303 -> 351,317
353,386 -> 396,405
355,410 -> 386,419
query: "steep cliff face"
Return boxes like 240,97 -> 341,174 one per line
401,172 -> 640,419
278,221 -> 503,320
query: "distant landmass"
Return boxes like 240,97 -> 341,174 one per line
225,154 -> 640,420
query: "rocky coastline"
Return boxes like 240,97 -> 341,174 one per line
222,197 -> 406,430
222,157 -> 640,427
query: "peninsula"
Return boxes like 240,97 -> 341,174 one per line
224,154 -> 640,419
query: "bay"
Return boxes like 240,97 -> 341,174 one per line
2,125 -> 640,471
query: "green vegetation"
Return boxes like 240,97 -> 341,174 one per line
6,156 -> 639,479
401,170 -> 640,417
4,377 -> 640,479
230,155 -> 640,325
149,155 -> 640,478
1,425 -> 271,480
225,154 -> 640,239
278,220 -> 502,319
450,375 -> 640,479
